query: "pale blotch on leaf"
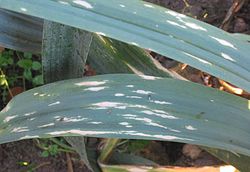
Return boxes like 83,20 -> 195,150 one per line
142,110 -> 178,119
152,100 -> 172,105
119,4 -> 125,8
88,122 -> 103,124
126,96 -> 142,99
122,114 -> 137,117
166,20 -> 187,29
184,22 -> 207,31
93,102 -> 123,108
124,116 -> 168,130
19,135 -> 39,140
4,115 -> 18,123
48,101 -> 60,107
73,0 -> 93,9
119,122 -> 130,126
20,7 -> 27,12
144,4 -> 154,8
221,53 -> 236,62
184,52 -> 212,65
39,94 -> 46,97
75,81 -> 106,86
58,1 -> 70,5
11,127 -> 29,133
84,86 -> 108,92
185,125 -> 197,131
23,111 -> 36,116
132,90 -> 155,95
115,93 -> 125,97
210,36 -> 237,50
29,118 -> 36,121
139,75 -> 161,80
126,85 -> 134,88
165,10 -> 187,18
38,123 -> 55,128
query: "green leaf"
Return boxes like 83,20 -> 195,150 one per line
203,147 -> 250,172
0,1 -> 249,92
65,137 -> 94,171
49,144 -> 59,156
23,69 -> 32,81
0,9 -> 43,53
127,140 -> 150,153
109,152 -> 158,166
32,75 -> 44,86
0,51 -> 13,66
32,61 -> 42,71
88,35 -> 172,78
41,151 -> 49,157
17,59 -> 33,69
23,52 -> 32,59
0,74 -> 249,157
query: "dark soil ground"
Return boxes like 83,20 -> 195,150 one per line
0,0 -> 249,171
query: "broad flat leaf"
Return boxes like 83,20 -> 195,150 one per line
203,147 -> 250,172
88,35 -> 172,78
100,165 -> 237,172
41,20 -> 94,171
0,10 -> 173,78
108,152 -> 158,166
0,9 -> 42,53
65,137 -> 94,171
0,74 -> 249,157
0,1 -> 249,92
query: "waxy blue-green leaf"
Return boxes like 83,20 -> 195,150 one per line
0,1 -> 249,92
0,74 -> 249,157
0,9 -> 42,53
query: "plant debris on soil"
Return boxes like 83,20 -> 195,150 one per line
0,0 -> 249,171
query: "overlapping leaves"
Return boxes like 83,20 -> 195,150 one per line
0,0 -> 249,92
0,74 -> 249,157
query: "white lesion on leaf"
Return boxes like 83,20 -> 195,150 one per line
184,22 -> 207,31
143,4 -> 154,8
48,101 -> 61,106
115,93 -> 125,97
165,10 -> 187,18
75,81 -> 106,86
58,1 -> 70,5
183,52 -> 212,65
23,111 -> 36,116
185,125 -> 197,131
166,20 -> 187,29
221,53 -> 236,62
84,86 -> 108,92
11,126 -> 29,133
210,36 -> 237,50
38,123 -> 55,128
4,115 -> 18,123
132,90 -> 155,95
73,0 -> 93,9
139,75 -> 161,80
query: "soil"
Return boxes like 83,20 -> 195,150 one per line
0,0 -> 249,171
